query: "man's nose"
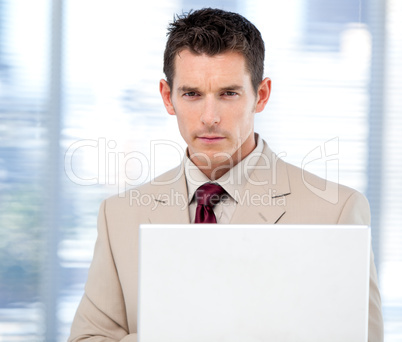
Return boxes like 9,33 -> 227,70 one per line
200,97 -> 220,126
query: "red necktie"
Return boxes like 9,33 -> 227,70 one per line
194,183 -> 226,224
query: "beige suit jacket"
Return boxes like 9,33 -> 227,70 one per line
69,141 -> 383,342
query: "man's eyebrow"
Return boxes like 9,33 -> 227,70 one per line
177,85 -> 245,92
177,86 -> 200,93
219,85 -> 244,92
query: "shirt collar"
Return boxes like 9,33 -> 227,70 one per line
185,133 -> 264,203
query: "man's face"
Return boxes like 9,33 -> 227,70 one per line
160,49 -> 270,176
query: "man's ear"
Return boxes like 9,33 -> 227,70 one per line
255,77 -> 271,113
159,79 -> 175,115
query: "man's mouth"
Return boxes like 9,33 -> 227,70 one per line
197,136 -> 225,143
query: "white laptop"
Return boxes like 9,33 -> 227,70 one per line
138,224 -> 371,342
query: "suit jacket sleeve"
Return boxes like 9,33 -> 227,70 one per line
337,191 -> 384,342
68,200 -> 137,342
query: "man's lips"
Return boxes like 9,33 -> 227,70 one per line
197,136 -> 225,143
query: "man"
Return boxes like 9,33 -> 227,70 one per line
68,8 -> 383,341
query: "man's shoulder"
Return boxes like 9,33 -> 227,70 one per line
103,164 -> 184,207
285,161 -> 358,198
280,160 -> 370,224
259,139 -> 363,202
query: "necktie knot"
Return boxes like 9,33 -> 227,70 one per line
195,183 -> 226,206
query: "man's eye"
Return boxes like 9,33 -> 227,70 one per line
223,91 -> 238,96
184,92 -> 197,97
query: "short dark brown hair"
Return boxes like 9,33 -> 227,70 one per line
163,8 -> 265,94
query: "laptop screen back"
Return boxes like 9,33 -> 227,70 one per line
138,224 -> 370,342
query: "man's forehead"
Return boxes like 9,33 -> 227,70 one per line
172,49 -> 251,86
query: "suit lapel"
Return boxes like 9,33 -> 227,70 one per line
145,164 -> 190,224
230,141 -> 290,224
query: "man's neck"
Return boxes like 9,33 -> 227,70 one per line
199,163 -> 232,181
190,141 -> 258,180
